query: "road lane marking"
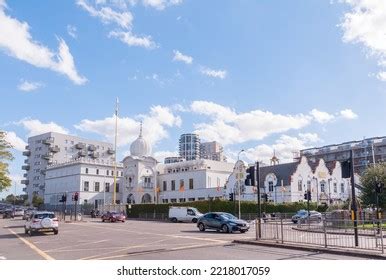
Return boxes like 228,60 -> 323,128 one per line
80,238 -> 173,260
94,242 -> 229,260
7,228 -> 54,260
44,239 -> 109,252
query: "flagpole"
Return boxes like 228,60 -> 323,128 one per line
113,97 -> 119,205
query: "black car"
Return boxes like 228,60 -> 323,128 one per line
3,209 -> 14,219
197,212 -> 250,233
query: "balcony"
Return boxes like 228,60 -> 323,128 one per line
24,159 -> 29,164
22,187 -> 26,192
23,173 -> 28,178
43,137 -> 54,145
42,153 -> 52,160
49,146 -> 60,153
90,151 -> 99,158
22,165 -> 30,171
21,179 -> 29,185
25,145 -> 29,150
107,148 -> 115,155
22,150 -> 31,156
78,150 -> 87,157
75,143 -> 86,149
88,144 -> 96,151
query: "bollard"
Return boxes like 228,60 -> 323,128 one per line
280,217 -> 284,244
323,219 -> 327,248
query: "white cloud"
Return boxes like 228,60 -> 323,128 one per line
242,133 -> 321,164
310,109 -> 335,124
4,131 -> 27,151
77,0 -> 133,30
67,24 -> 77,39
0,3 -> 87,85
74,105 -> 181,151
15,118 -> 69,137
200,67 -> 227,79
142,0 -> 183,10
339,0 -> 386,81
17,80 -> 44,92
340,108 -> 358,120
173,50 -> 193,64
108,30 -> 157,49
191,101 -> 311,145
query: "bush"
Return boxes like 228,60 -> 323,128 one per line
126,201 -> 319,218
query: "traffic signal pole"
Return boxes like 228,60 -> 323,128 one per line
255,161 -> 261,239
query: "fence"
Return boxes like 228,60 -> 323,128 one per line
257,216 -> 385,253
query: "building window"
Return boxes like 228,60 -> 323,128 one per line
307,180 -> 311,190
341,183 -> 345,193
116,183 -> 119,193
163,181 -> 167,191
298,180 -> 302,191
85,168 -> 88,174
105,182 -> 110,192
269,181 -> 274,192
106,170 -> 109,176
179,179 -> 184,191
171,180 -> 176,191
334,183 -> 337,193
320,182 -> 326,193
121,171 -> 123,176
188,198 -> 195,201
171,199 -> 177,203
96,169 -> 99,175
112,171 -> 114,176
189,178 -> 194,189
84,181 -> 89,192
95,182 -> 100,192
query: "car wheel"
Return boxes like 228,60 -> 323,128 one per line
24,227 -> 28,234
198,223 -> 205,231
240,230 -> 247,233
222,224 -> 229,233
121,220 -> 125,223
192,218 -> 197,223
171,217 -> 177,223
53,229 -> 58,235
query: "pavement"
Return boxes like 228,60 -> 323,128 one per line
0,217 -> 374,260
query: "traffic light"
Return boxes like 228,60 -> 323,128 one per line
229,193 -> 234,201
341,160 -> 351,178
244,166 -> 256,186
304,190 -> 311,200
74,192 -> 79,202
59,193 -> 67,203
376,182 -> 384,194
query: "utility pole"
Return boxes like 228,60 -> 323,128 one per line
349,150 -> 359,247
255,161 -> 261,239
113,97 -> 119,206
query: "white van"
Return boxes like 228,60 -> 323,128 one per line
169,206 -> 203,223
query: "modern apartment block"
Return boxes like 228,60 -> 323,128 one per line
21,132 -> 115,202
297,136 -> 386,175
179,133 -> 200,161
200,141 -> 227,162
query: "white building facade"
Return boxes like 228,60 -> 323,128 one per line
44,159 -> 123,208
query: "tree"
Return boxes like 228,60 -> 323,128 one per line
360,163 -> 386,209
0,131 -> 14,192
32,194 -> 44,208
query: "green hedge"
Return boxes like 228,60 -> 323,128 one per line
126,200 -> 318,218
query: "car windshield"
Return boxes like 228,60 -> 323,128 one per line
34,213 -> 55,219
219,213 -> 237,220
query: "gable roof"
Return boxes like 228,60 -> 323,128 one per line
259,161 -> 298,187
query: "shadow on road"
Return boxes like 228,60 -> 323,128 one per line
4,225 -> 24,229
0,233 -> 20,239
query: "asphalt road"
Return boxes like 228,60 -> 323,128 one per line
0,217 -> 371,260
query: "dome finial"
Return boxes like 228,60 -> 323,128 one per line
139,120 -> 143,137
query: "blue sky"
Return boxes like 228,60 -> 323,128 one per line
1,0 -> 386,197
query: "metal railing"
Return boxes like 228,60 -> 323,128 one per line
257,217 -> 385,253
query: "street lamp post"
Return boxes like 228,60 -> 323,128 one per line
237,149 -> 245,219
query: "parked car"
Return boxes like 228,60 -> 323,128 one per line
23,207 -> 37,220
3,208 -> 14,219
169,206 -> 203,223
13,207 -> 24,217
291,210 -> 322,224
24,211 -> 59,235
197,212 -> 250,233
101,211 -> 126,222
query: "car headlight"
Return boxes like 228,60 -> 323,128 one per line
229,222 -> 237,226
